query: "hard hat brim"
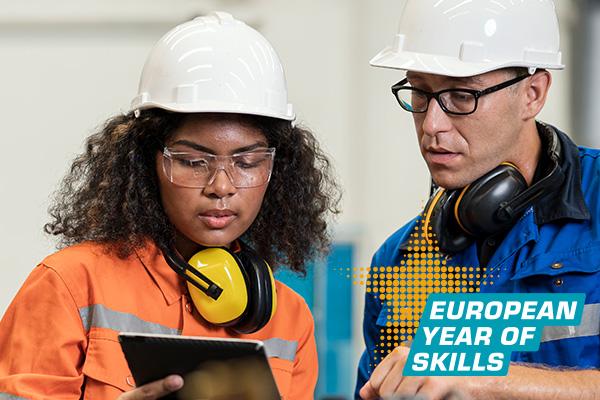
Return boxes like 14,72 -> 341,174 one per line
370,48 -> 565,78
131,101 -> 295,122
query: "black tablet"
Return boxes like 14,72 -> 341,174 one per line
118,332 -> 281,400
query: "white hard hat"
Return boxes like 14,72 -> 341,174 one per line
371,0 -> 564,77
131,12 -> 295,121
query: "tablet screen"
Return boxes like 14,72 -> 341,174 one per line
119,332 -> 281,400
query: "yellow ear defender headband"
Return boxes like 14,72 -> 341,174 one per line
163,241 -> 277,334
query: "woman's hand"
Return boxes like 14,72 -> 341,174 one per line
118,375 -> 184,400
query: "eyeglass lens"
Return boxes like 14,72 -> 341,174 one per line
163,148 -> 274,188
395,89 -> 477,114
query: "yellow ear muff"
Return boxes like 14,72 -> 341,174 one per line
186,248 -> 248,325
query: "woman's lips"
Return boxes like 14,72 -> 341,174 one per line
198,210 -> 237,229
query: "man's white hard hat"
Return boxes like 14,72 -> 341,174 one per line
371,0 -> 564,77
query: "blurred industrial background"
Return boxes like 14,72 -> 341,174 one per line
0,0 -> 597,398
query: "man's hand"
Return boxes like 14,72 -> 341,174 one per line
118,375 -> 184,400
359,346 -> 470,400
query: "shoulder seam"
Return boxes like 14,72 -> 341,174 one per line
40,263 -> 88,336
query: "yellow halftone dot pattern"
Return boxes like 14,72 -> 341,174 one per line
355,216 -> 499,368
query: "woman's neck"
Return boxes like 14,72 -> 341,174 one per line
174,234 -> 204,261
173,232 -> 232,260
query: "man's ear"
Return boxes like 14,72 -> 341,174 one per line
521,70 -> 552,121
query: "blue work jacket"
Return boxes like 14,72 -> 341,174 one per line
356,125 -> 600,397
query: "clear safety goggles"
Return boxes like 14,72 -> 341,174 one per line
162,146 -> 275,189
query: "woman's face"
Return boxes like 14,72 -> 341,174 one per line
156,114 -> 270,256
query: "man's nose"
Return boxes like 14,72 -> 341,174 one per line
421,97 -> 452,137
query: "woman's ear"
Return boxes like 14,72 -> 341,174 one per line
521,70 -> 552,121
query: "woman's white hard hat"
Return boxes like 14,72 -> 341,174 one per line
131,12 -> 295,121
371,0 -> 564,77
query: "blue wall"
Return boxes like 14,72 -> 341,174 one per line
275,243 -> 354,400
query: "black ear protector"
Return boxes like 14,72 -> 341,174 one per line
423,124 -> 565,254
162,241 -> 277,334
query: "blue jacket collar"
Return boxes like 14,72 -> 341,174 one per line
533,122 -> 590,224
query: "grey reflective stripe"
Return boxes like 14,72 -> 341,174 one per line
79,304 -> 180,335
541,303 -> 600,343
263,338 -> 298,362
0,393 -> 29,400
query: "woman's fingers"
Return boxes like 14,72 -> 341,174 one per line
118,375 -> 184,400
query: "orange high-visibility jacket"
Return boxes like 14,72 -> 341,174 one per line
0,242 -> 317,399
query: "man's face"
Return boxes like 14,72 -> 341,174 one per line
408,69 -> 526,190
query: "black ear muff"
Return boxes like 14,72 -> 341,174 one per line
421,124 -> 565,255
422,164 -> 528,254
233,247 -> 275,334
423,188 -> 472,254
454,163 -> 528,237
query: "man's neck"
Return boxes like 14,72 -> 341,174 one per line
509,121 -> 543,185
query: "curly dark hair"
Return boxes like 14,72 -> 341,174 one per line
44,109 -> 341,274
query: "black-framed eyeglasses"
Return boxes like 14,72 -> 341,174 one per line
391,74 -> 530,115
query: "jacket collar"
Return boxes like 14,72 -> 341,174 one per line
533,122 -> 590,224
135,241 -> 185,306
